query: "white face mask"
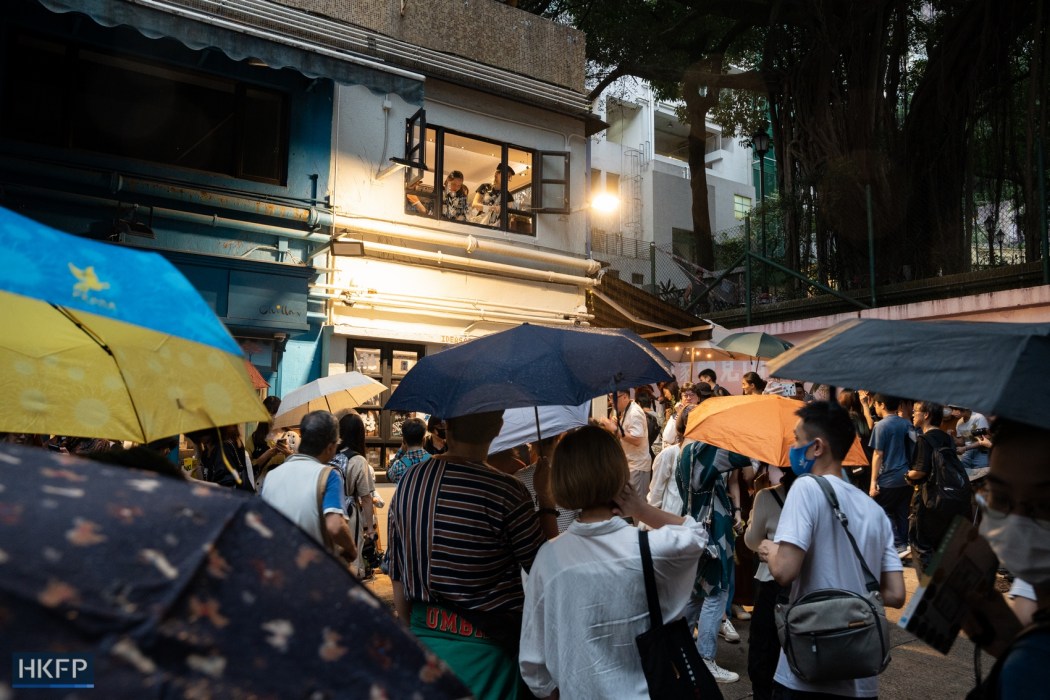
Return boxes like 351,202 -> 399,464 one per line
978,500 -> 1050,585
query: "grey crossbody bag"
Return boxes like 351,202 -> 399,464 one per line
774,475 -> 891,682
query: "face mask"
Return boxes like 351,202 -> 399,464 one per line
978,497 -> 1050,584
789,440 -> 817,475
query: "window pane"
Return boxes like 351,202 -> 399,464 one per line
445,133 -> 502,227
734,195 -> 752,219
4,35 -> 65,147
405,127 -> 437,217
3,33 -> 289,182
507,147 -> 534,234
241,87 -> 285,182
75,50 -> 237,173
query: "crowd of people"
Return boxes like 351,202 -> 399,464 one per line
5,363 -> 1046,700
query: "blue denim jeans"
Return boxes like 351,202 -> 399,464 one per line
696,587 -> 730,659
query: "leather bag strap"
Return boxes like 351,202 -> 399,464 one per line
638,530 -> 663,628
805,474 -> 881,593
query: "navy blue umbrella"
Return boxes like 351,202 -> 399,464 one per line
0,444 -> 469,698
385,324 -> 675,418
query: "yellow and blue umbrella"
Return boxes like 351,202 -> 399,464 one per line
0,206 -> 268,442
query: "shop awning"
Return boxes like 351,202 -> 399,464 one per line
37,0 -> 424,104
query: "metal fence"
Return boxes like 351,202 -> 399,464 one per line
593,191 -> 1047,322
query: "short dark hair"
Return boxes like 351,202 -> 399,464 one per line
873,394 -> 900,412
743,372 -> 767,392
795,401 -> 856,461
299,411 -> 338,457
699,368 -> 717,383
263,395 -> 282,415
401,417 -> 427,447
636,393 -> 653,408
916,401 -> 944,425
552,426 -> 628,509
447,410 -> 504,446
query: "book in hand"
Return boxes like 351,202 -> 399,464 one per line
897,516 -> 1012,654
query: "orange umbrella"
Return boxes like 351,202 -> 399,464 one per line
684,394 -> 868,467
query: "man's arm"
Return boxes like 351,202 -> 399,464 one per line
760,539 -> 806,587
392,581 -> 412,623
325,512 -> 358,563
881,570 -> 906,608
870,451 -> 883,497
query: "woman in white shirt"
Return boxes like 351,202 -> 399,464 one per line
519,425 -> 708,699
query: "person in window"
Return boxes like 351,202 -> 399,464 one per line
407,170 -> 470,222
471,164 -> 515,227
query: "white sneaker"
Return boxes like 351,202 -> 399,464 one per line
719,618 -> 740,643
732,603 -> 752,621
703,658 -> 740,684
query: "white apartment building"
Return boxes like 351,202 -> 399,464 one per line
589,81 -> 758,291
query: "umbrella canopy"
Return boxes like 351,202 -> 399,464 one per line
386,324 -> 674,418
766,318 -> 1050,430
273,372 -> 388,428
0,444 -> 469,698
684,394 -> 869,467
716,331 -> 794,360
488,402 -> 591,455
0,206 -> 267,442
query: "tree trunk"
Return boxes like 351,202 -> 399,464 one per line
683,67 -> 719,270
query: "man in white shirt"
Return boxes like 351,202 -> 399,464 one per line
759,401 -> 905,698
260,411 -> 358,565
602,390 -> 651,499
951,405 -> 991,478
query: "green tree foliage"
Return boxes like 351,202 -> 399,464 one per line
519,0 -> 1049,290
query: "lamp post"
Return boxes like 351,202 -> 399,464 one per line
997,228 -> 1005,265
985,214 -> 996,266
752,126 -> 771,293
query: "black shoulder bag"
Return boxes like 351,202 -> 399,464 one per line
635,529 -> 723,699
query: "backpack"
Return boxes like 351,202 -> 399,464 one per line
920,435 -> 970,510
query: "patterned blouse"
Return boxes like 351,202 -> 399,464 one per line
442,189 -> 470,222
676,441 -> 750,597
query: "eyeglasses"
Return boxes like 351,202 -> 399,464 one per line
976,489 -> 1050,528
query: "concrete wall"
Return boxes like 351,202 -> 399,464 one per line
740,285 -> 1050,346
331,79 -> 590,258
275,0 -> 585,91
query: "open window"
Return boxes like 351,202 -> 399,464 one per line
535,151 -> 570,213
402,122 -> 551,236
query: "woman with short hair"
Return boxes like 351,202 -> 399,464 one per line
519,425 -> 708,699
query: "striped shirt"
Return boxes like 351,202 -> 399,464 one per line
388,456 -> 544,612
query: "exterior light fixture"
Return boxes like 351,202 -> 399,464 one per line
332,240 -> 366,257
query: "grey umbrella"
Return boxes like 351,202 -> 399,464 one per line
765,318 -> 1050,429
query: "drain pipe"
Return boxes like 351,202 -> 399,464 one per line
333,214 -> 601,275
352,239 -> 597,288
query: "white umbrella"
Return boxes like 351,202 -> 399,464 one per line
488,402 -> 591,455
273,372 -> 388,428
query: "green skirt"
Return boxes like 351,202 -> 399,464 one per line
410,603 -> 529,700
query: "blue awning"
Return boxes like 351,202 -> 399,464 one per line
37,0 -> 424,105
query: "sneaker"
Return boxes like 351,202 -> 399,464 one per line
719,618 -> 740,643
703,658 -> 740,684
732,604 -> 752,621
897,545 -> 912,561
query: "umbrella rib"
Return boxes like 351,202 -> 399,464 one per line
56,305 -> 150,443
53,304 -> 114,356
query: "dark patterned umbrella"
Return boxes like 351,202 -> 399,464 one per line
0,444 -> 469,699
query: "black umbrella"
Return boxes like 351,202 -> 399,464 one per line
0,444 -> 469,698
766,318 -> 1050,429
385,323 -> 675,419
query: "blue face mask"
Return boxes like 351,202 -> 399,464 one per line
789,439 -> 817,475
